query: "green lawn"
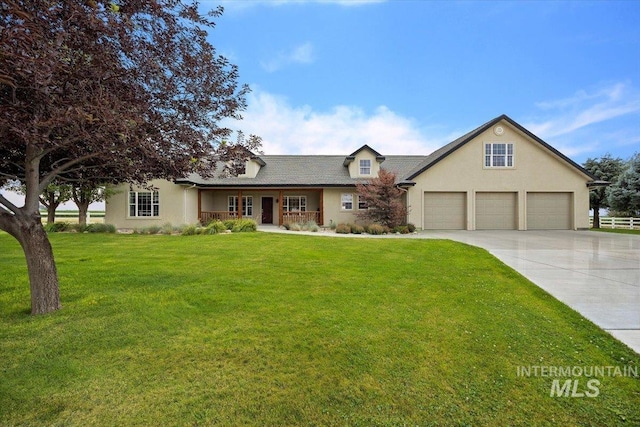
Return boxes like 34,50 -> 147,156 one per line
0,233 -> 638,426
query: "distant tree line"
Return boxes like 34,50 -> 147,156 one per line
584,153 -> 640,227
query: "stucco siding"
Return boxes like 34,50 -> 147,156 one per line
323,187 -> 360,226
348,149 -> 381,178
407,120 -> 590,230
105,179 -> 197,229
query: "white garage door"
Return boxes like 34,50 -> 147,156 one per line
423,192 -> 466,230
476,192 -> 517,230
527,192 -> 572,230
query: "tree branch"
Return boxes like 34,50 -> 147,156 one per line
39,151 -> 108,192
0,193 -> 20,215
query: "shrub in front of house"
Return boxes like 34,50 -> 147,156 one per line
161,222 -> 177,234
231,219 -> 257,233
283,220 -> 319,232
205,220 -> 226,234
305,221 -> 319,232
335,223 -> 351,234
181,224 -> 198,236
44,222 -> 116,233
393,225 -> 410,234
350,224 -> 365,234
139,225 -> 162,235
86,223 -> 116,233
407,223 -> 416,233
365,224 -> 386,235
44,222 -> 71,232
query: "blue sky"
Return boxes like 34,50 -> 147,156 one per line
210,0 -> 640,162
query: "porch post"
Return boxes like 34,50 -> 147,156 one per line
238,190 -> 243,219
197,189 -> 202,224
319,188 -> 324,225
278,190 -> 284,225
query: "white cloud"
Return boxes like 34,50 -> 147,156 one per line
226,89 -> 446,155
261,42 -> 315,72
526,82 -> 640,138
524,82 -> 640,159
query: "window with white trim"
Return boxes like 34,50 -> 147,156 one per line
359,159 -> 372,175
341,193 -> 353,210
129,191 -> 159,217
228,196 -> 253,216
485,143 -> 514,168
283,196 -> 306,212
358,195 -> 368,210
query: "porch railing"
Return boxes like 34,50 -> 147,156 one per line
200,211 -> 238,224
282,211 -> 320,225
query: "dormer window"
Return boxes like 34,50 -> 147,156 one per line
360,159 -> 371,175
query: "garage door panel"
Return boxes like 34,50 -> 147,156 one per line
424,192 -> 466,230
476,192 -> 517,230
527,192 -> 571,230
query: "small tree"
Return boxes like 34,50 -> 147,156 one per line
71,183 -> 113,228
40,184 -> 73,225
607,153 -> 640,217
583,154 -> 624,228
356,169 -> 408,228
5,182 -> 72,224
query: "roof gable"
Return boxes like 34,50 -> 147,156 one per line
343,144 -> 386,166
405,114 -> 597,181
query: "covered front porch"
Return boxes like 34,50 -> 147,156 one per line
197,188 -> 324,226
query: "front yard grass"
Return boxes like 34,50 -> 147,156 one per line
0,232 -> 638,426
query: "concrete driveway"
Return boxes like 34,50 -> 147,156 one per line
425,230 -> 640,354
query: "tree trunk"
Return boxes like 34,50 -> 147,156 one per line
77,200 -> 90,228
593,204 -> 600,229
47,203 -> 56,224
12,215 -> 61,314
42,192 -> 60,224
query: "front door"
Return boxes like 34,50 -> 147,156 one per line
261,197 -> 273,224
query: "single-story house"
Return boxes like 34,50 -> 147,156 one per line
105,114 -> 601,230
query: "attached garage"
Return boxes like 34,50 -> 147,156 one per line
423,192 -> 466,229
476,192 -> 517,230
527,192 -> 572,230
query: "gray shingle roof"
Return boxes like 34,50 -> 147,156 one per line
176,154 -> 428,187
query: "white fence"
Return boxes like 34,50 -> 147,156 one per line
42,211 -> 106,224
590,217 -> 640,230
